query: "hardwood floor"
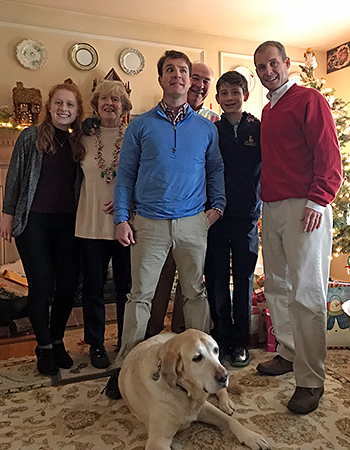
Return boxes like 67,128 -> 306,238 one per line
0,304 -> 118,361
0,334 -> 37,360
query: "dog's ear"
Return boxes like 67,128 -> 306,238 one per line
177,376 -> 207,407
159,338 -> 182,388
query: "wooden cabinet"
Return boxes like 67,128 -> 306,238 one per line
0,129 -> 20,264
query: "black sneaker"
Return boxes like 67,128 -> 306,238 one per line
35,346 -> 59,376
230,347 -> 251,367
90,345 -> 110,369
102,368 -> 122,400
53,343 -> 74,369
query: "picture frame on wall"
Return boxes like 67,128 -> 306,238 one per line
327,42 -> 350,74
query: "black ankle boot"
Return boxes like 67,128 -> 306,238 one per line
102,368 -> 122,399
35,347 -> 59,376
53,343 -> 74,369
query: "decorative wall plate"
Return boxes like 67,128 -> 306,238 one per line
16,39 -> 48,70
120,48 -> 145,75
234,65 -> 256,92
289,71 -> 302,85
70,43 -> 98,71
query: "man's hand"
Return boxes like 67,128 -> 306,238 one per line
301,207 -> 323,233
0,214 -> 14,243
205,209 -> 221,227
102,200 -> 114,215
115,221 -> 135,246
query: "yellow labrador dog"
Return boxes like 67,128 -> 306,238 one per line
119,329 -> 270,450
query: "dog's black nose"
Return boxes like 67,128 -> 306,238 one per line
216,373 -> 228,384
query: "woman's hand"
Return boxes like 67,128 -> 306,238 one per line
115,221 -> 135,246
102,200 -> 114,215
0,214 -> 14,243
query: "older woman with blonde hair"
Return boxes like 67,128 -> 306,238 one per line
76,80 -> 132,369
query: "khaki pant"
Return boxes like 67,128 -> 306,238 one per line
115,212 -> 211,366
146,252 -> 185,337
262,198 -> 332,388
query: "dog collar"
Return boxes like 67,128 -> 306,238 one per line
152,359 -> 189,395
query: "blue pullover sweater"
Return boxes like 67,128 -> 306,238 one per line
114,103 -> 226,223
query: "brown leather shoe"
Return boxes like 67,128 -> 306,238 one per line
287,386 -> 324,414
256,355 -> 293,375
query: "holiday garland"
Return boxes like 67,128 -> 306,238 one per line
94,124 -> 125,184
0,107 -> 22,131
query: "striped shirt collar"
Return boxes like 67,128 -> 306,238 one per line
160,100 -> 189,125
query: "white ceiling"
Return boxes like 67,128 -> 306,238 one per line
8,0 -> 350,51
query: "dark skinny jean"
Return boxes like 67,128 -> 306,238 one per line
15,211 -> 80,346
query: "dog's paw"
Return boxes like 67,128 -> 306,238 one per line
218,396 -> 235,415
241,431 -> 270,450
216,388 -> 235,415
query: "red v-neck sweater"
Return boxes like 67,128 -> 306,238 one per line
260,84 -> 342,206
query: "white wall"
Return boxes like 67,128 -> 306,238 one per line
0,0 -> 326,118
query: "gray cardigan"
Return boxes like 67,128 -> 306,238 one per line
3,126 -> 83,237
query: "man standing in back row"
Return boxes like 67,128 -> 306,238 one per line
104,50 -> 226,399
254,41 -> 342,414
187,62 -> 220,122
146,61 -> 220,337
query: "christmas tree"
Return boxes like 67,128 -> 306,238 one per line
300,48 -> 350,254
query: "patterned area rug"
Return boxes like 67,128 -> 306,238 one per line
1,348 -> 350,450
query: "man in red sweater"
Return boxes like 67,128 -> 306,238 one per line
254,41 -> 342,414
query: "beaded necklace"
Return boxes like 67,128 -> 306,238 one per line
94,124 -> 125,183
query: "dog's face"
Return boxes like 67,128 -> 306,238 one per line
159,329 -> 228,397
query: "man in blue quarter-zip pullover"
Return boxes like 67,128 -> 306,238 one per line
103,50 -> 226,399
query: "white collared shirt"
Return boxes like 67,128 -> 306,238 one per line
267,79 -> 296,108
266,78 -> 325,214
